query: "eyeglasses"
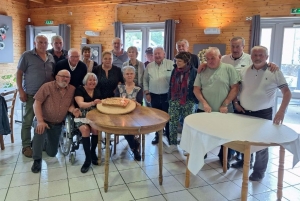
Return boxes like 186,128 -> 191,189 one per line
57,75 -> 71,79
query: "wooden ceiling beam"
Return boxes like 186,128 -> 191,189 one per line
53,0 -> 63,2
29,0 -> 44,4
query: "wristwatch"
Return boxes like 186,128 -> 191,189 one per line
222,102 -> 228,107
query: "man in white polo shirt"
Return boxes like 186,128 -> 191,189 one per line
143,47 -> 173,145
233,46 -> 291,181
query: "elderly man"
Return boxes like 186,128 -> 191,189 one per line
55,48 -> 87,88
47,35 -> 68,63
193,47 -> 240,168
144,47 -> 154,68
143,47 -> 173,145
232,46 -> 291,181
112,37 -> 128,68
31,70 -> 81,173
16,35 -> 55,158
176,39 -> 199,69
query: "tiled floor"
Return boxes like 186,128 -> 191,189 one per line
1,123 -> 300,201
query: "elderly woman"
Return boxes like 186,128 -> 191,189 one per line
74,73 -> 102,173
115,66 -> 143,161
82,46 -> 98,73
92,51 -> 124,99
122,46 -> 145,87
165,52 -> 198,154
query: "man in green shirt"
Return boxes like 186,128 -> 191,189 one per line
193,47 -> 240,168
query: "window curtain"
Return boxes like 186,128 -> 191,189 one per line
114,21 -> 124,42
59,24 -> 71,51
249,15 -> 261,52
25,25 -> 34,51
164,19 -> 176,60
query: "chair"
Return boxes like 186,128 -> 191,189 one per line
0,89 -> 17,149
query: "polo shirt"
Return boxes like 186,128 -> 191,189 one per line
221,52 -> 252,72
143,59 -> 173,94
194,62 -> 240,112
239,64 -> 288,111
47,48 -> 68,63
112,49 -> 128,68
17,48 -> 55,95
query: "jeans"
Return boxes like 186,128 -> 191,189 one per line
32,120 -> 62,160
21,94 -> 35,147
150,93 -> 169,142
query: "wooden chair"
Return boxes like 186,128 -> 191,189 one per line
0,89 -> 17,149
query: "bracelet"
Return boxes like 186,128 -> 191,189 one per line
145,93 -> 150,96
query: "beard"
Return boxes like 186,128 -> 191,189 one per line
57,81 -> 68,88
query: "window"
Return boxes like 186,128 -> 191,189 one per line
123,23 -> 165,62
34,26 -> 59,50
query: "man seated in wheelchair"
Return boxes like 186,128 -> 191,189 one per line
31,70 -> 81,173
74,73 -> 102,173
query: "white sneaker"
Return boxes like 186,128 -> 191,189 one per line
183,150 -> 189,156
164,145 -> 178,154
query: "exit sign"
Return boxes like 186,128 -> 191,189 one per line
291,8 -> 300,14
45,20 -> 54,25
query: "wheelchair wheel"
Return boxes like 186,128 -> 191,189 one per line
59,114 -> 73,156
69,152 -> 76,165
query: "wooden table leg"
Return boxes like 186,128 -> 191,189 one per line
104,132 -> 111,192
142,134 -> 145,161
185,153 -> 190,188
158,129 -> 163,185
97,131 -> 102,165
223,146 -> 228,173
241,145 -> 251,201
277,146 -> 285,200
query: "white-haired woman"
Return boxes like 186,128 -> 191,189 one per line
74,73 -> 102,173
115,66 -> 143,161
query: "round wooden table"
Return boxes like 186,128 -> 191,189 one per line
86,105 -> 169,192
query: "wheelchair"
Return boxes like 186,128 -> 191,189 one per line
59,113 -> 113,165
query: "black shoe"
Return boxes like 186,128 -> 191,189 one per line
204,154 -> 207,159
231,160 -> 253,169
151,134 -> 159,145
235,153 -> 242,161
31,159 -> 42,173
133,149 -> 141,161
219,158 -> 230,169
91,152 -> 98,165
81,162 -> 91,173
249,172 -> 265,181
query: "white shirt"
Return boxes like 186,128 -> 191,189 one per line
143,59 -> 173,94
68,60 -> 78,71
221,53 -> 252,72
239,64 -> 288,111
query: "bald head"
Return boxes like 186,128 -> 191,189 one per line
56,70 -> 71,88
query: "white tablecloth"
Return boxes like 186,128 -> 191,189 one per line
180,112 -> 300,175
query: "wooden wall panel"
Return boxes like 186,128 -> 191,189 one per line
28,4 -> 116,53
117,0 -> 300,55
0,0 -> 28,85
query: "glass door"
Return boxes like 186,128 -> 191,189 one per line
261,18 -> 300,133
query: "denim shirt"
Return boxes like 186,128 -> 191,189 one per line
0,96 -> 11,135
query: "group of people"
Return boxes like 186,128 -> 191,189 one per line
16,34 -> 291,182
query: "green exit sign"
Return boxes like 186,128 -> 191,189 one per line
291,8 -> 300,14
45,20 -> 54,25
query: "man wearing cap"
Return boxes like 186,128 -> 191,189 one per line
144,47 -> 154,68
112,37 -> 128,68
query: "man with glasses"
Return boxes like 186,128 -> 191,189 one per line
16,35 -> 55,158
47,35 -> 68,63
54,48 -> 87,88
112,37 -> 128,68
31,70 -> 81,173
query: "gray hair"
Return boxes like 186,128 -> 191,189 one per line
122,66 -> 136,74
251,46 -> 269,56
231,37 -> 245,46
82,73 -> 98,85
68,48 -> 80,56
205,47 -> 221,57
112,37 -> 122,44
153,46 -> 165,53
34,35 -> 47,42
176,39 -> 189,47
51,35 -> 63,44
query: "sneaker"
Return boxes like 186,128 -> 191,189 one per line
31,159 -> 41,173
164,144 -> 178,154
22,146 -> 33,158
